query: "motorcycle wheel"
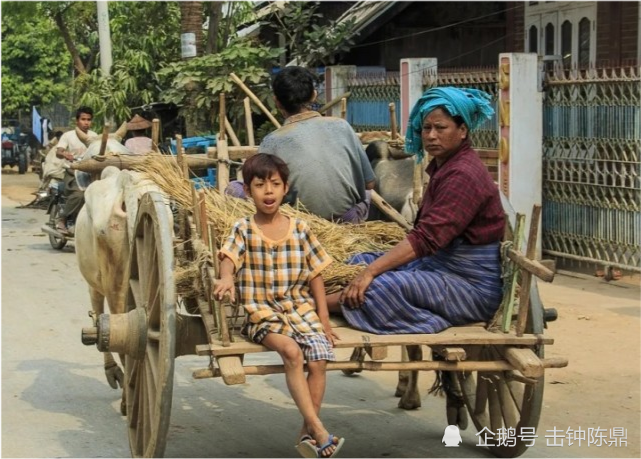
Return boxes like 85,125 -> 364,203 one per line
48,203 -> 67,250
18,153 -> 27,174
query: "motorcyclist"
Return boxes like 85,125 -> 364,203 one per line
55,106 -> 96,234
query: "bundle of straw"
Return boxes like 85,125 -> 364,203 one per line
133,157 -> 407,292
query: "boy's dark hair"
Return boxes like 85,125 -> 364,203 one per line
272,66 -> 318,114
75,106 -> 93,120
242,153 -> 289,186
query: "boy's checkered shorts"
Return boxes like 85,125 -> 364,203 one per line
254,329 -> 336,362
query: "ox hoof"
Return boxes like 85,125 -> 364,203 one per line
398,392 -> 422,410
106,364 -> 124,389
447,405 -> 469,430
394,380 -> 408,397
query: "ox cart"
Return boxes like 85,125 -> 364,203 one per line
79,156 -> 567,459
77,84 -> 567,458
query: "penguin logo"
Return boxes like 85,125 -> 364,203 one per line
442,425 -> 462,447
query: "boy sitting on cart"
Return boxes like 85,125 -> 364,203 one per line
214,153 -> 345,458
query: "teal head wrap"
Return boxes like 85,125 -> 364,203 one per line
404,87 -> 494,162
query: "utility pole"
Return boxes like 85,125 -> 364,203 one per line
97,1 -> 114,126
97,1 -> 113,75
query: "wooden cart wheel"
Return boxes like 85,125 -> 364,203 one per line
125,192 -> 176,458
455,282 -> 545,458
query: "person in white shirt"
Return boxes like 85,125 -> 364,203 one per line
124,114 -> 153,155
55,106 -> 96,233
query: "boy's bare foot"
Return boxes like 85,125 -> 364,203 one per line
311,429 -> 344,458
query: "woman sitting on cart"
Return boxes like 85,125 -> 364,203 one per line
214,153 -> 345,458
327,87 -> 505,334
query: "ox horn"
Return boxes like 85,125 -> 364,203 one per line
76,127 -> 91,146
114,121 -> 128,141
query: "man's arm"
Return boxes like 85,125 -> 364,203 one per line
56,134 -> 74,161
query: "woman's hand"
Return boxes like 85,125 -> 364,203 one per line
340,268 -> 375,309
214,275 -> 235,302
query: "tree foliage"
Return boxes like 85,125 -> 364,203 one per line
1,2 -> 72,120
74,2 -> 181,125
157,39 -> 280,138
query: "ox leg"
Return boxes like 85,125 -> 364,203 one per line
398,345 -> 422,410
395,346 -> 410,396
442,370 -> 468,430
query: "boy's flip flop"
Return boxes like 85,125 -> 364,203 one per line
295,435 -> 318,458
317,434 -> 345,458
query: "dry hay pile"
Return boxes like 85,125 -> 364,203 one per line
133,158 -> 406,293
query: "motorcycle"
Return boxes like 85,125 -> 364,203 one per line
40,180 -> 73,249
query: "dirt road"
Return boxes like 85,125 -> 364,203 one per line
1,170 -> 639,458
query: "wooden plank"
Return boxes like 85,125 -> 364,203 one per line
365,346 -> 388,360
216,355 -> 246,385
507,248 -> 554,282
433,346 -> 467,361
193,357 -> 565,379
503,347 -> 544,378
196,326 -> 554,356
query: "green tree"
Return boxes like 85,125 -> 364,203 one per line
73,1 -> 181,124
1,2 -> 72,121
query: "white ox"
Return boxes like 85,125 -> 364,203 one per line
365,140 -> 418,223
75,165 -> 172,414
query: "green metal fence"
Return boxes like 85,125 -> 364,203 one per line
345,72 -> 400,132
542,66 -> 641,271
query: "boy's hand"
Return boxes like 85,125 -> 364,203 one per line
321,320 -> 339,347
214,276 -> 236,302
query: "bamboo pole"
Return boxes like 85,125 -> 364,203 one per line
224,117 -> 241,146
318,91 -> 351,114
217,136 -> 230,193
244,97 -> 255,146
219,93 -> 227,141
98,123 -> 110,156
516,205 -> 542,336
70,148 -> 259,173
340,98 -> 347,119
389,102 -> 398,139
370,191 -> 413,232
229,72 -> 281,128
151,118 -> 160,152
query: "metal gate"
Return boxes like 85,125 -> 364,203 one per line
542,66 -> 641,271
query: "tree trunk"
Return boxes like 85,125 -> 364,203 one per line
205,2 -> 223,55
180,1 -> 203,58
53,11 -> 87,75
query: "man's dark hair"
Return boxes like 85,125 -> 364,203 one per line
272,66 -> 318,114
242,153 -> 290,186
75,106 -> 93,120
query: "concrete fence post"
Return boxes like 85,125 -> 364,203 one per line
498,53 -> 543,258
399,58 -> 437,135
324,66 -> 357,118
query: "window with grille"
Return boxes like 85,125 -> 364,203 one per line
545,23 -> 555,56
578,17 -> 591,68
561,20 -> 572,68
529,25 -> 538,53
